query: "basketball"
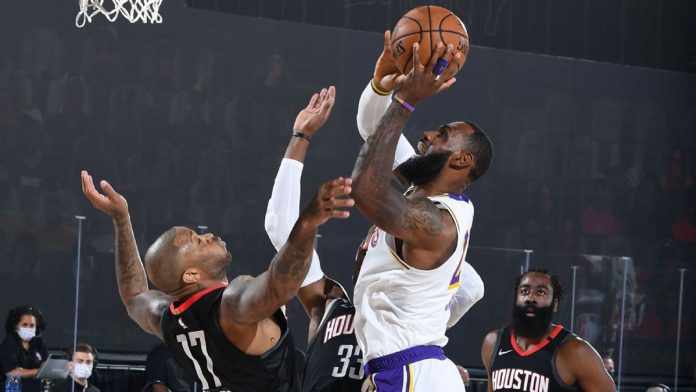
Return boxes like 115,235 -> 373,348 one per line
390,5 -> 469,75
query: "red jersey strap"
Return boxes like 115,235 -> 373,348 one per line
510,324 -> 564,357
170,283 -> 228,315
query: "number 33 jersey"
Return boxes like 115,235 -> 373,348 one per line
302,297 -> 363,392
161,284 -> 301,391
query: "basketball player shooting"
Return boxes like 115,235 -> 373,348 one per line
350,38 -> 493,390
267,85 -> 487,391
80,131 -> 352,390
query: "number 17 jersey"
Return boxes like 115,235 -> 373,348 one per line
302,297 -> 363,391
161,284 -> 301,391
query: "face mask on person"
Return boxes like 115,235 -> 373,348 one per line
17,327 -> 36,341
73,363 -> 93,379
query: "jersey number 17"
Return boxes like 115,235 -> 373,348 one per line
176,331 -> 222,389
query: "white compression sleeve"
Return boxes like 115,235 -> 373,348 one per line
356,82 -> 416,169
447,261 -> 485,328
264,158 -> 324,287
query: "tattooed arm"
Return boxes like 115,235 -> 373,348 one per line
352,116 -> 455,270
223,177 -> 353,326
81,171 -> 170,339
351,42 -> 463,269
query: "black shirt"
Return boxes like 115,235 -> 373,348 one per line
161,284 -> 301,391
302,298 -> 363,392
0,334 -> 48,392
145,344 -> 197,392
488,325 -> 578,391
52,378 -> 101,392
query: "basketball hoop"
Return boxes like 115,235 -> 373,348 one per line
75,0 -> 163,28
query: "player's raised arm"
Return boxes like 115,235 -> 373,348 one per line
351,43 -> 461,254
223,177 -> 353,326
81,171 -> 170,339
264,87 -> 347,336
356,30 -> 416,187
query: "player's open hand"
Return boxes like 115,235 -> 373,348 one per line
81,170 -> 129,222
293,86 -> 336,137
373,30 -> 408,92
300,177 -> 354,227
397,42 -> 463,106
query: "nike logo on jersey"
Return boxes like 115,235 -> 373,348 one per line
498,349 -> 513,355
178,318 -> 188,329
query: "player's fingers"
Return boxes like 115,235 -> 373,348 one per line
328,197 -> 355,209
327,85 -> 336,100
393,74 -> 408,88
320,90 -> 336,113
383,30 -> 391,51
82,172 -> 98,197
441,55 -> 461,81
411,43 -> 421,73
437,77 -> 457,92
325,184 -> 352,200
307,93 -> 319,110
427,42 -> 445,70
317,88 -> 328,106
330,210 -> 351,219
441,43 -> 454,65
100,180 -> 119,200
80,170 -> 89,195
436,44 -> 454,74
453,52 -> 465,72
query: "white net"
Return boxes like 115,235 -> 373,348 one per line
75,0 -> 163,28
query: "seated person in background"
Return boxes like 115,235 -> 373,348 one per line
53,343 -> 100,392
144,344 -> 196,392
0,305 -> 48,392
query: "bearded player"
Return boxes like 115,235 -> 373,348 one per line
351,34 -> 492,390
266,83 -> 484,391
481,267 -> 615,391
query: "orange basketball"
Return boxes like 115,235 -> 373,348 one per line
390,5 -> 469,75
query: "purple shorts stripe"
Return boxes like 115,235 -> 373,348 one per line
372,367 -> 405,392
365,345 -> 445,375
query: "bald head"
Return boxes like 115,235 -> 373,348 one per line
144,227 -> 185,293
144,226 -> 232,295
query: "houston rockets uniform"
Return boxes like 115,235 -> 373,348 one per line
488,325 -> 578,391
302,297 -> 363,392
161,285 -> 301,391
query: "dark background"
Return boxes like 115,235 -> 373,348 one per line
0,0 -> 694,386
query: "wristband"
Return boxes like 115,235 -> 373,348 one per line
370,78 -> 393,96
292,132 -> 311,142
393,94 -> 415,112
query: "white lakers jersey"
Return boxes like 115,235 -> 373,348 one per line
354,193 -> 474,361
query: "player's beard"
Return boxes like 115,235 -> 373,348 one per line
396,151 -> 451,186
511,303 -> 555,339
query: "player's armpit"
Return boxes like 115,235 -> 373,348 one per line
126,290 -> 171,339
